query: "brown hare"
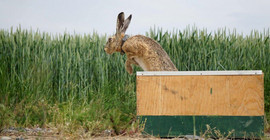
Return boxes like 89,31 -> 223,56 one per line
104,12 -> 178,74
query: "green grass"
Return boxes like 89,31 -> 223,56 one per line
0,26 -> 269,136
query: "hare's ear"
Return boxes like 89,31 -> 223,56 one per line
121,14 -> 132,33
116,12 -> 125,34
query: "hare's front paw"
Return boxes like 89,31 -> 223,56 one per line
125,64 -> 133,75
125,60 -> 133,75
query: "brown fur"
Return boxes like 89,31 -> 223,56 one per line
104,12 -> 178,74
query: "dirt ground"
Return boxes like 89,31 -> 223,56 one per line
1,127 -> 270,140
1,133 -> 270,140
0,134 -> 164,140
0,129 -> 159,140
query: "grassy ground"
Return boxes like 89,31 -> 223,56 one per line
0,26 -> 269,137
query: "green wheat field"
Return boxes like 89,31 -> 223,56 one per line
0,26 -> 269,135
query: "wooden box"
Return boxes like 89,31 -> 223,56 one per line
136,71 -> 264,138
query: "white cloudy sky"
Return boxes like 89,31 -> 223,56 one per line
0,0 -> 269,35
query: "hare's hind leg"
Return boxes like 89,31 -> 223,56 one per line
125,58 -> 138,74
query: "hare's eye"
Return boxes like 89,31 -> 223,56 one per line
108,38 -> 112,42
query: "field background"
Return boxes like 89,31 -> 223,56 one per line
0,26 -> 269,136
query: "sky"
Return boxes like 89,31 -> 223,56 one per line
0,0 -> 270,36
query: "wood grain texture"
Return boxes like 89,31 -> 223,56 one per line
136,75 -> 264,116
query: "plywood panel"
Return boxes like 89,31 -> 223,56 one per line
136,75 -> 264,116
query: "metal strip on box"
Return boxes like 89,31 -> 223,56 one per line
136,70 -> 263,76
